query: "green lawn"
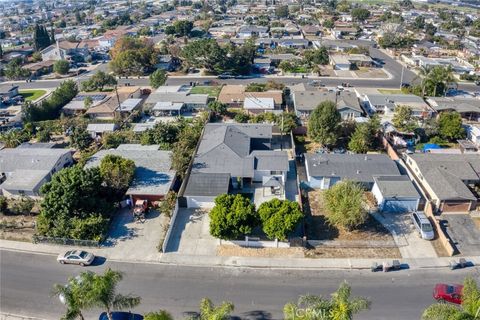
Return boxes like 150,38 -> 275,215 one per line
19,89 -> 47,102
378,89 -> 404,95
190,86 -> 222,98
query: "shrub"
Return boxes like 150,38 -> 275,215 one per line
323,180 -> 367,231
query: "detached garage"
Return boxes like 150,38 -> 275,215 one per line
372,176 -> 422,213
184,173 -> 231,208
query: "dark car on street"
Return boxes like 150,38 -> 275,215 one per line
99,312 -> 143,320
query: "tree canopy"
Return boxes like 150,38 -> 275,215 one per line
284,281 -> 371,320
308,101 -> 341,146
348,116 -> 381,153
24,80 -> 78,122
323,180 -> 367,231
53,60 -> 70,75
109,37 -> 158,76
351,8 -> 371,21
438,111 -> 465,141
392,105 -> 417,133
36,166 -> 112,240
82,71 -> 117,92
99,155 -> 136,197
257,198 -> 303,241
209,194 -> 258,240
149,69 -> 167,89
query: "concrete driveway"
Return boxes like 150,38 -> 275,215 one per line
443,214 -> 480,256
165,208 -> 217,255
373,213 -> 437,259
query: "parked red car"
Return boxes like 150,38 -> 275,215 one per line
433,283 -> 463,304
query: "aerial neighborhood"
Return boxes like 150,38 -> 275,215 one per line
0,0 -> 480,319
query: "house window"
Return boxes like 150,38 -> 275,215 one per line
271,171 -> 282,175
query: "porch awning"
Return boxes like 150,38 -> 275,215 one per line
262,176 -> 282,188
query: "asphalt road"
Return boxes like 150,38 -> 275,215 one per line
1,250 -> 479,320
3,48 -> 478,92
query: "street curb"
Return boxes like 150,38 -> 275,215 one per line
2,246 -> 479,272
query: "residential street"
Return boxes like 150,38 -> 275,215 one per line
5,48 -> 477,92
1,250 -> 479,320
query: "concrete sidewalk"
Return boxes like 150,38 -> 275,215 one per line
2,238 -> 479,271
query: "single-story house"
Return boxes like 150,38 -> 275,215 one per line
85,144 -> 176,204
304,153 -> 401,190
243,97 -> 275,114
331,27 -> 358,40
405,154 -> 480,212
360,93 -> 433,119
372,175 -> 422,213
86,123 -> 117,138
144,86 -> 209,112
183,123 -> 289,208
85,86 -> 141,120
426,97 -> 480,122
253,57 -> 273,73
218,85 -> 283,109
0,147 -> 73,198
0,86 -> 19,102
24,60 -> 55,77
62,93 -> 109,116
330,54 -> 373,70
116,98 -> 143,114
293,90 -> 362,122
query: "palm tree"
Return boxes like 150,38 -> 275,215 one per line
422,276 -> 480,320
418,65 -> 456,97
329,281 -> 371,320
144,310 -> 174,320
284,294 -> 331,320
284,282 -> 370,320
52,273 -> 95,320
199,298 -> 234,320
88,268 -> 141,320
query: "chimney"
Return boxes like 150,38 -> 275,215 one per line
357,170 -> 361,174
364,156 -> 368,161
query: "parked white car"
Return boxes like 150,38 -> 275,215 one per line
57,250 -> 95,266
410,212 -> 435,240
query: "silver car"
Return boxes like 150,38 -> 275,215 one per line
411,212 -> 435,240
57,250 -> 95,266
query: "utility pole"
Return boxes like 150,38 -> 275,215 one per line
280,113 -> 284,151
399,64 -> 405,90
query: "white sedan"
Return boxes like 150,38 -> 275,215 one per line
57,250 -> 95,266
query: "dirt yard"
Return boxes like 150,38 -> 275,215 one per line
305,247 -> 401,259
306,190 -> 393,242
354,68 -> 388,79
0,214 -> 36,242
217,245 -> 305,258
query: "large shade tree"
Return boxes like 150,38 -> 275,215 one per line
308,101 -> 341,147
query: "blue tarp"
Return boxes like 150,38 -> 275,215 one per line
423,143 -> 442,152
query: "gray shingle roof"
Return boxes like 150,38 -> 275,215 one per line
187,123 -> 282,197
305,154 -> 400,184
85,145 -> 175,196
0,148 -> 73,193
373,175 -> 421,199
184,173 -> 230,197
251,150 -> 289,171
409,154 -> 480,201
293,90 -> 361,113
